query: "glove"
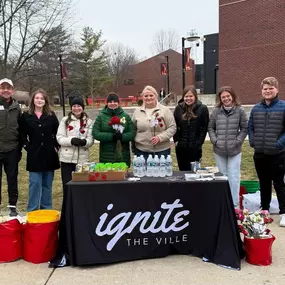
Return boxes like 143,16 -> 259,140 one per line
113,132 -> 122,141
71,137 -> 82,146
80,139 -> 87,146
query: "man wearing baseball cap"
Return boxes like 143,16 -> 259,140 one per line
0,78 -> 22,217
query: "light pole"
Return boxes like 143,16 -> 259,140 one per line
181,34 -> 201,91
165,55 -> 170,94
58,54 -> 66,116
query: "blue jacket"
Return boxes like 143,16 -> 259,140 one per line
248,97 -> 285,154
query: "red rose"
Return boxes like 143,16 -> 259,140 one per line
67,125 -> 74,131
158,118 -> 162,122
264,217 -> 273,224
101,174 -> 107,180
80,129 -> 85,134
108,116 -> 121,126
265,229 -> 271,234
159,123 -> 163,127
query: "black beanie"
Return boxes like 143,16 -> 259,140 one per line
71,97 -> 85,110
107,93 -> 120,103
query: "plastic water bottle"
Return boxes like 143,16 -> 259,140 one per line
153,155 -> 160,177
133,155 -> 139,177
136,156 -> 142,177
159,155 -> 166,177
139,155 -> 146,177
166,155 -> 173,177
146,154 -> 154,177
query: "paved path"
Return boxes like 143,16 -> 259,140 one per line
1,216 -> 284,285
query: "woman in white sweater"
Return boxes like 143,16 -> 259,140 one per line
50,97 -> 93,267
56,97 -> 94,193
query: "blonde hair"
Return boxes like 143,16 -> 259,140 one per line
141,85 -> 159,98
261,77 -> 279,89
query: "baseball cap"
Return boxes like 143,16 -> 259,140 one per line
0,78 -> 14,87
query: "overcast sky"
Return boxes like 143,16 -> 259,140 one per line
73,0 -> 219,62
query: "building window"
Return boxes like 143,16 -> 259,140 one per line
124,79 -> 135,85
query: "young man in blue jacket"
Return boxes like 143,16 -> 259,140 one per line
0,78 -> 22,217
248,77 -> 285,227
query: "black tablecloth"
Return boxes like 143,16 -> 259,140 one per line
65,172 -> 244,269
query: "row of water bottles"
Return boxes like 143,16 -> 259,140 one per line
133,154 -> 173,177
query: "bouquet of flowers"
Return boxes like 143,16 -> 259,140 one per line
108,116 -> 126,161
108,116 -> 126,133
235,208 -> 273,238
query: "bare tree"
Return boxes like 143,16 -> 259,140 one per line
0,0 -> 28,28
105,43 -> 139,92
0,0 -> 74,80
151,29 -> 180,54
17,25 -> 72,96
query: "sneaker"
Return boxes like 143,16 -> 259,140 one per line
8,205 -> 18,217
280,214 -> 285,227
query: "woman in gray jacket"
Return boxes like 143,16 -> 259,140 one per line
208,86 -> 248,207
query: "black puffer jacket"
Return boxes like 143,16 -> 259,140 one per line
173,99 -> 209,148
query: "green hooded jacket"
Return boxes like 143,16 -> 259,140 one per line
92,106 -> 135,166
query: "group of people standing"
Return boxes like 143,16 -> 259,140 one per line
0,76 -> 285,233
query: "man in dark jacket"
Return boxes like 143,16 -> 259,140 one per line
248,77 -> 285,227
0,78 -> 22,216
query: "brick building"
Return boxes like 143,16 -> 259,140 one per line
116,49 -> 195,99
219,0 -> 285,104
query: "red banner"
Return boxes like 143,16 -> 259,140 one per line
160,63 -> 167,75
185,47 -> 191,71
61,63 -> 67,80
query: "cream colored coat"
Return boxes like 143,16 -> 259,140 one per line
132,103 -> 176,152
56,114 -> 94,164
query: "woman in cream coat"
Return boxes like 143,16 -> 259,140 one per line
132,85 -> 176,159
50,97 -> 93,267
56,97 -> 94,194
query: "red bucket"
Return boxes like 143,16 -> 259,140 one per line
23,221 -> 59,264
244,235 -> 275,266
0,219 -> 23,262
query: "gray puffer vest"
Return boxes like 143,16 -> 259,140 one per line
208,106 -> 248,156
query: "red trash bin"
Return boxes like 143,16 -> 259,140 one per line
23,221 -> 59,264
244,235 -> 275,266
0,219 -> 23,262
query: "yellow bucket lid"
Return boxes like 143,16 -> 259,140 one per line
27,209 -> 60,224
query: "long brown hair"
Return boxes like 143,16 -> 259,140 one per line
217,86 -> 240,107
182,85 -> 198,120
28,88 -> 53,115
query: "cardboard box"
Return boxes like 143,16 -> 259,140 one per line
72,172 -> 89,182
72,171 -> 127,182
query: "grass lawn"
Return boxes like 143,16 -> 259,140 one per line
0,141 -> 257,212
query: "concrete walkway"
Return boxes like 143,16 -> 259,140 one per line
1,216 -> 284,285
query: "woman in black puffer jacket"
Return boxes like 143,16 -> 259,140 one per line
173,86 -> 209,170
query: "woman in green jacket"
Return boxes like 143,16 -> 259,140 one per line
92,93 -> 135,167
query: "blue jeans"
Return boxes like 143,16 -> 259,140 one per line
28,171 -> 54,212
134,148 -> 171,161
214,153 -> 241,207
